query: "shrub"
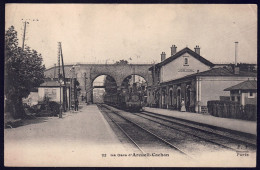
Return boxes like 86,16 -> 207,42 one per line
48,101 -> 60,116
33,100 -> 60,117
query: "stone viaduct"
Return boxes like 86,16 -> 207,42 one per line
44,63 -> 153,103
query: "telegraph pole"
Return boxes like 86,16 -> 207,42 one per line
21,19 -> 39,51
54,64 -> 56,79
58,42 -> 62,118
60,43 -> 68,111
22,21 -> 27,51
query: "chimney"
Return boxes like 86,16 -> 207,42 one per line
234,42 -> 239,74
161,52 -> 166,61
171,45 -> 177,56
235,42 -> 238,66
194,45 -> 200,55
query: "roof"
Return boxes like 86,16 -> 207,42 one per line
39,81 -> 61,87
179,67 -> 257,79
160,67 -> 257,85
224,80 -> 257,91
149,47 -> 214,70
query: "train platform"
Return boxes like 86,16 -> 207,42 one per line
144,107 -> 256,135
5,103 -> 129,167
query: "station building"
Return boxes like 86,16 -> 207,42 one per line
147,45 -> 257,114
38,80 -> 70,104
224,80 -> 257,106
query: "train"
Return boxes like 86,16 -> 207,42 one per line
103,83 -> 144,112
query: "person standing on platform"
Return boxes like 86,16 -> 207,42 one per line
75,99 -> 79,111
181,98 -> 186,112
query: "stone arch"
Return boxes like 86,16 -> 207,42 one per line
44,64 -> 153,103
91,73 -> 118,87
120,73 -> 148,87
89,74 -> 118,103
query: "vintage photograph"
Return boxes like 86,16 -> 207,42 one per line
4,4 -> 257,167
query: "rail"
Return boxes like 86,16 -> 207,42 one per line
99,104 -> 193,159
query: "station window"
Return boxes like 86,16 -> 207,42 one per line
183,57 -> 189,66
248,92 -> 255,98
237,96 -> 240,102
231,96 -> 235,101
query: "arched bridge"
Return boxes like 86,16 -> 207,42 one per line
44,63 -> 153,103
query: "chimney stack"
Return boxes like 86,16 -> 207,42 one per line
235,42 -> 238,66
234,42 -> 239,74
194,45 -> 200,55
171,45 -> 177,56
161,52 -> 166,61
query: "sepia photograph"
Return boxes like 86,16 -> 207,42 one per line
4,3 -> 257,167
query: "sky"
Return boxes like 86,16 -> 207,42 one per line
5,4 -> 257,69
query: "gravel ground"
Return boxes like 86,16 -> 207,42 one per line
5,104 -> 255,167
144,107 -> 256,135
4,104 -> 129,167
135,112 -> 256,152
105,105 -> 256,167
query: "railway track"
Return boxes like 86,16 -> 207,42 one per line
134,111 -> 256,152
97,104 -> 193,160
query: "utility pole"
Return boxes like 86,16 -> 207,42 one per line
54,64 -> 56,79
60,43 -> 68,111
21,18 -> 39,51
22,21 -> 27,51
58,42 -> 62,118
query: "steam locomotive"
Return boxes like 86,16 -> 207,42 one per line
103,83 -> 143,112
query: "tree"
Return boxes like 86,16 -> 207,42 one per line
104,76 -> 117,94
114,60 -> 128,65
227,63 -> 257,73
5,26 -> 45,118
237,63 -> 257,72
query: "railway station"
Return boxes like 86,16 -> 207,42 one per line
5,101 -> 256,166
14,44 -> 257,167
5,4 -> 257,167
6,43 -> 257,167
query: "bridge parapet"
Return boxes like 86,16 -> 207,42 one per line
44,63 -> 153,103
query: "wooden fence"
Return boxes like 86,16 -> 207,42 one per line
207,100 -> 256,121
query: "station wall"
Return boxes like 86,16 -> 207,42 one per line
160,52 -> 210,82
200,76 -> 256,107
